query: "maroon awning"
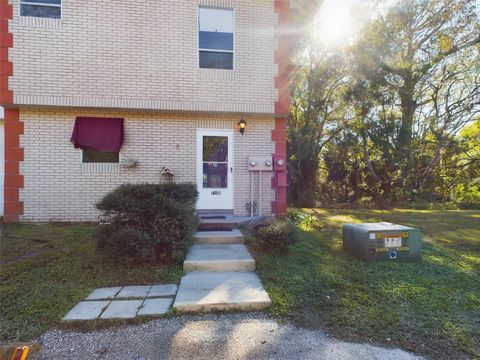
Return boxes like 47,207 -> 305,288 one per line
71,117 -> 124,152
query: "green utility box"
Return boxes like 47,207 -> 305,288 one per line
343,222 -> 421,262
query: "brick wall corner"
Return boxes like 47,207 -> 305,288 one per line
1,2 -> 23,223
272,0 -> 291,217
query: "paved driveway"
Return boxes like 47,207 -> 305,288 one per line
34,313 -> 422,360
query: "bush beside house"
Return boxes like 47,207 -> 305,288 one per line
96,183 -> 198,263
251,219 -> 298,252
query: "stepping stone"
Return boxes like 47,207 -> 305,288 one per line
100,300 -> 142,319
147,284 -> 177,298
62,301 -> 110,321
184,244 -> 255,272
194,230 -> 244,244
116,285 -> 152,299
85,287 -> 122,300
173,272 -> 272,312
137,298 -> 173,316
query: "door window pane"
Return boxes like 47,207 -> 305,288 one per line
203,136 -> 228,162
203,163 -> 228,188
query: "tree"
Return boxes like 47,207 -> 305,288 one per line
362,0 -> 480,191
290,0 -> 480,207
288,45 -> 348,207
441,119 -> 480,207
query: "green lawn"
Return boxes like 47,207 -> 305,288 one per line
0,223 -> 183,343
1,211 -> 478,358
245,209 -> 480,359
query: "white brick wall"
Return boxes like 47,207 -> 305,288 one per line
19,108 -> 275,222
9,0 -> 277,114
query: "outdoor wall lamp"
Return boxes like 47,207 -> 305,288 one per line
238,118 -> 247,135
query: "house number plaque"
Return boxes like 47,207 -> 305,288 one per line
211,191 -> 222,195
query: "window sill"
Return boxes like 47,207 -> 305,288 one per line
198,68 -> 235,80
198,0 -> 235,7
18,16 -> 62,29
81,163 -> 120,174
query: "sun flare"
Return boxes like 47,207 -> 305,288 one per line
314,0 -> 353,47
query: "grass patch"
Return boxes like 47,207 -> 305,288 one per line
0,223 -> 183,343
244,209 -> 480,359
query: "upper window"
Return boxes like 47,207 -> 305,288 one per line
20,0 -> 61,19
198,7 -> 234,70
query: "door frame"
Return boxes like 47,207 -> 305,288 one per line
196,128 -> 234,210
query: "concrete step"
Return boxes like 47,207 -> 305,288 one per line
173,272 -> 272,312
197,214 -> 260,231
194,230 -> 244,244
184,244 -> 255,272
197,221 -> 235,231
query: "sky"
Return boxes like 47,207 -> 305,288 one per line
313,0 -> 480,48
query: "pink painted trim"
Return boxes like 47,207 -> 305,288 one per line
1,2 -> 23,222
272,0 -> 291,217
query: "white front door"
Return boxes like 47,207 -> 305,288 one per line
196,129 -> 234,210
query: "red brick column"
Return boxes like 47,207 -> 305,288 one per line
271,0 -> 291,217
1,1 -> 23,223
0,1 -> 13,103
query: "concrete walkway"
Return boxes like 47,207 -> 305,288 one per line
61,224 -> 269,320
35,313 -> 423,360
173,226 -> 271,312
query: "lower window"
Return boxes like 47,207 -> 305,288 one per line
20,0 -> 61,19
82,149 -> 119,163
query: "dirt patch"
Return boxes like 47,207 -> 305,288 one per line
0,247 -> 52,266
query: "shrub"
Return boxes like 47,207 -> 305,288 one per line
455,183 -> 480,209
287,209 -> 323,229
252,219 -> 298,251
95,183 -> 198,263
287,208 -> 303,223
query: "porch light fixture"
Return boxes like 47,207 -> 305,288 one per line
238,118 -> 247,135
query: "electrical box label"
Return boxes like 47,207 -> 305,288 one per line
376,232 -> 409,239
385,237 -> 402,248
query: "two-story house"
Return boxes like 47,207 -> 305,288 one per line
0,0 -> 291,223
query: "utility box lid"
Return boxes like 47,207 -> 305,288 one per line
351,222 -> 416,232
